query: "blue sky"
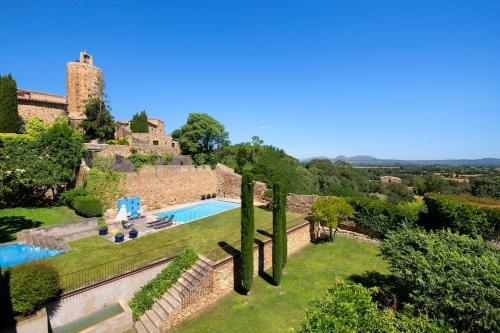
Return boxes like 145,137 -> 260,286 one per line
2,0 -> 499,159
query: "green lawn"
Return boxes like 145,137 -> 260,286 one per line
50,208 -> 306,288
171,237 -> 388,333
0,206 -> 84,243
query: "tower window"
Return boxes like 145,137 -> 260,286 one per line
153,140 -> 159,146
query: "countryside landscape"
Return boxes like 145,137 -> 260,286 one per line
1,1 -> 499,333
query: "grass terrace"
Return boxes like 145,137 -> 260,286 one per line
50,207 -> 306,290
171,237 -> 388,333
0,206 -> 84,243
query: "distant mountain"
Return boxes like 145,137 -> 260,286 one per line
302,155 -> 500,166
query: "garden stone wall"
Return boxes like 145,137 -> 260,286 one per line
215,163 -> 268,203
123,164 -> 267,211
286,193 -> 324,215
125,165 -> 217,210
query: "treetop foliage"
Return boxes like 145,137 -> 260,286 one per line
297,279 -> 449,333
80,97 -> 115,142
0,74 -> 22,133
178,113 -> 229,165
380,229 -> 500,332
130,110 -> 149,133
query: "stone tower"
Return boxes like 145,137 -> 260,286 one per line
66,51 -> 103,124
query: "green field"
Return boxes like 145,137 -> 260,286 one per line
0,206 -> 84,243
50,208 -> 306,289
171,237 -> 388,333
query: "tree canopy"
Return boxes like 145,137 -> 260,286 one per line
177,113 -> 229,165
380,228 -> 500,332
311,196 -> 354,241
130,110 -> 149,133
0,74 -> 22,133
80,97 -> 115,142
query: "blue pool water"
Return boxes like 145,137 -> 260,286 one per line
155,200 -> 240,223
0,243 -> 62,268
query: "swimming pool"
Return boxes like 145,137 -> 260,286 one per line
155,200 -> 240,223
0,243 -> 62,268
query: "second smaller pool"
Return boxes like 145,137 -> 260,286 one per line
155,200 -> 240,223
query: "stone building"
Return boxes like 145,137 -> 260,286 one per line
380,176 -> 402,183
115,118 -> 180,156
16,51 -> 103,125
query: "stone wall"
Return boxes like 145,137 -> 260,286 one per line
212,222 -> 311,296
286,193 -> 324,215
215,164 -> 268,203
123,164 -> 267,210
125,165 -> 217,209
17,90 -> 67,124
95,144 -> 132,158
130,133 -> 180,155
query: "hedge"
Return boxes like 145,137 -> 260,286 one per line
59,187 -> 88,208
4,261 -> 60,318
128,248 -> 198,321
423,193 -> 499,240
348,197 -> 421,238
73,195 -> 103,217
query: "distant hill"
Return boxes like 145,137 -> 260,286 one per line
302,155 -> 500,166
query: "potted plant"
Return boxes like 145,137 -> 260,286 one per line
201,194 -> 206,200
98,225 -> 108,236
129,228 -> 138,239
115,232 -> 125,243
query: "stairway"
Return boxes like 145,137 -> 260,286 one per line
134,256 -> 213,333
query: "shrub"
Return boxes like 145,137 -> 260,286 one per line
98,225 -> 108,232
423,193 -> 499,239
6,261 -> 60,318
212,193 -> 217,198
60,187 -> 88,208
201,194 -> 206,200
297,279 -> 448,332
85,165 -> 125,208
380,229 -> 500,332
206,193 -> 211,199
129,153 -> 159,170
73,195 -> 103,217
129,249 -> 197,320
348,197 -> 421,238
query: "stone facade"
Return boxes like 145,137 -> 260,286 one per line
215,164 -> 268,203
16,89 -> 67,124
16,51 -> 102,126
123,164 -> 267,210
130,133 -> 180,156
286,193 -> 324,215
125,165 -> 217,209
95,144 -> 132,158
66,51 -> 103,122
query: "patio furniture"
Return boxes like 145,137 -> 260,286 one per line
122,220 -> 134,229
152,215 -> 175,230
146,217 -> 167,228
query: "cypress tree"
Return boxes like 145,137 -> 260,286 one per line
130,110 -> 149,133
240,171 -> 254,293
282,190 -> 288,268
0,74 -> 22,133
272,183 -> 285,285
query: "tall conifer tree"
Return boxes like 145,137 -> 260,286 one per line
0,74 -> 22,133
240,171 -> 255,293
272,183 -> 285,285
282,190 -> 288,268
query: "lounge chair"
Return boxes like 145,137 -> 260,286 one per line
146,217 -> 167,228
152,215 -> 175,230
122,220 -> 134,229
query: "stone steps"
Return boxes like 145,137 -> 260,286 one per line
134,257 -> 212,333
